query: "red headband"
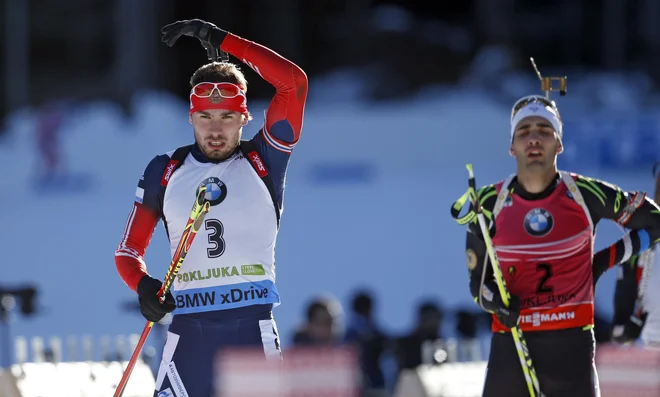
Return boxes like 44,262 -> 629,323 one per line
189,82 -> 248,116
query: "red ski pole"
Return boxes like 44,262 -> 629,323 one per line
113,186 -> 211,397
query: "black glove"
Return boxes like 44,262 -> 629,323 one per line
494,294 -> 521,329
160,19 -> 228,51
479,284 -> 520,329
612,312 -> 647,344
137,275 -> 176,323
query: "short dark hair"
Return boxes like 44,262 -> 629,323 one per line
189,62 -> 248,93
418,300 -> 442,318
351,291 -> 373,316
306,300 -> 330,322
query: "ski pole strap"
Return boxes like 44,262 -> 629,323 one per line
450,190 -> 476,225
450,164 -> 481,224
450,188 -> 494,226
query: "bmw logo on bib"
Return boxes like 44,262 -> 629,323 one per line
524,208 -> 554,237
198,177 -> 227,206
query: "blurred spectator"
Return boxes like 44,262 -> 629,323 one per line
455,308 -> 483,361
393,299 -> 444,372
292,295 -> 343,346
31,98 -> 93,193
35,99 -> 67,183
343,289 -> 388,391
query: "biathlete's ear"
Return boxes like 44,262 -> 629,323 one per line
556,139 -> 564,155
509,144 -> 515,157
189,115 -> 193,124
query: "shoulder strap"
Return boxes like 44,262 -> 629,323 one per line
159,145 -> 193,223
560,171 -> 594,232
239,140 -> 281,228
491,173 -> 516,223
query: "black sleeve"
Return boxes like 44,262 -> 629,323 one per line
612,255 -> 640,325
465,184 -> 502,313
592,228 -> 654,284
575,175 -> 660,241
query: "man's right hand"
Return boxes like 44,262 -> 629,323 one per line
494,294 -> 521,329
137,275 -> 176,323
479,283 -> 521,329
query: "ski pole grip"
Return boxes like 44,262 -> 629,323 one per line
465,164 -> 481,214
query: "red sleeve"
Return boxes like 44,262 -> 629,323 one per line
114,204 -> 159,292
221,33 -> 308,150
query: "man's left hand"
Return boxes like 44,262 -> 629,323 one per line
161,19 -> 227,50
